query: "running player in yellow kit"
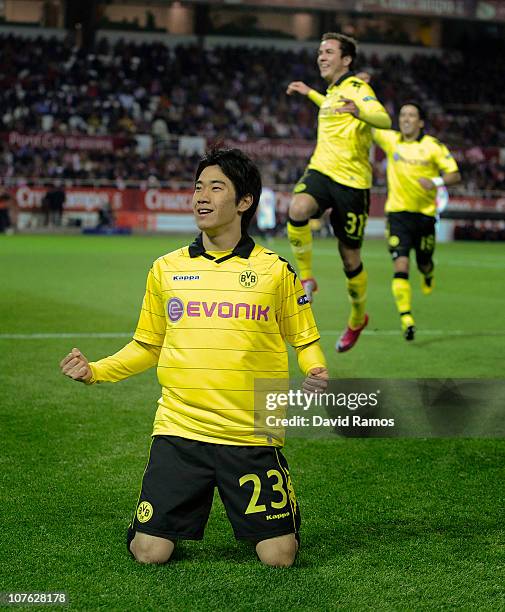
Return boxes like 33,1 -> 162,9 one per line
372,103 -> 461,340
286,33 -> 391,353
59,149 -> 328,568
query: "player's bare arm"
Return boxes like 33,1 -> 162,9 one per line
60,348 -> 92,383
419,171 -> 462,190
286,81 -> 311,96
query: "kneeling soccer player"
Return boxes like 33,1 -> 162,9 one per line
60,148 -> 328,567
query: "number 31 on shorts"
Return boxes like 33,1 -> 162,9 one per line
344,212 -> 368,238
239,470 -> 288,514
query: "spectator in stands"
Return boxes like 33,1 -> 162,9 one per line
0,34 -> 503,191
0,187 -> 14,233
43,182 -> 66,226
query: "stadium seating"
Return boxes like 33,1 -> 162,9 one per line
0,34 -> 503,189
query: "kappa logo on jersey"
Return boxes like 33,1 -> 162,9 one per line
167,297 -> 184,322
172,275 -> 200,281
239,270 -> 258,288
136,501 -> 153,523
167,297 -> 270,321
297,295 -> 309,306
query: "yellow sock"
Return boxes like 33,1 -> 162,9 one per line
392,277 -> 412,317
287,220 -> 313,280
346,267 -> 368,329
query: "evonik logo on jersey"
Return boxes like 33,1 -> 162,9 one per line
167,297 -> 270,322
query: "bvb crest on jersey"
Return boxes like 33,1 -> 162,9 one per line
239,270 -> 258,288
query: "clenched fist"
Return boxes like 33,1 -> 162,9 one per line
302,366 -> 329,394
60,348 -> 92,383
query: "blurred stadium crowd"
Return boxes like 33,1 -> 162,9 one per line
0,34 -> 504,191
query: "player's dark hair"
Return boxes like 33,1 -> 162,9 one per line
321,32 -> 357,68
401,101 -> 426,121
195,148 -> 262,234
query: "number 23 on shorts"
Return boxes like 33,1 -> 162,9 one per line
239,470 -> 290,515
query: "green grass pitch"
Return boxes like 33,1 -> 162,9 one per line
1,234 -> 504,610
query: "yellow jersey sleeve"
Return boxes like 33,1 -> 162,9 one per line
339,79 -> 391,129
89,340 -> 160,383
431,139 -> 459,175
277,261 -> 320,348
372,127 -> 398,152
295,341 -> 327,375
133,262 -> 166,347
308,89 -> 325,107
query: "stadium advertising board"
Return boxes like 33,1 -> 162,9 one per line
188,0 -> 474,17
1,132 -> 130,152
14,186 -> 125,212
356,0 -> 472,18
224,139 -> 314,159
11,186 -> 504,221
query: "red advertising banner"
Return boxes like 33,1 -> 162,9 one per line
12,186 -> 505,220
13,186 -> 126,211
1,132 -> 130,152
12,186 -> 194,214
223,139 -> 314,159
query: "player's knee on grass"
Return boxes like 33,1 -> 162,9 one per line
130,532 -> 174,564
289,194 -> 318,222
255,534 -> 298,568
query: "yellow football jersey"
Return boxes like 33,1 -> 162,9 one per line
372,129 -> 459,217
308,73 -> 390,189
133,234 -> 320,447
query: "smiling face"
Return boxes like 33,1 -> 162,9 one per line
399,104 -> 424,140
317,39 -> 352,85
193,165 -> 252,237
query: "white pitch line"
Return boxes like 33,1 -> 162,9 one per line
0,332 -> 132,339
321,329 -> 505,336
1,330 -> 505,340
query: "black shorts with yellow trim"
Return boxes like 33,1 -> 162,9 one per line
294,168 -> 370,248
386,211 -> 436,264
130,435 -> 300,543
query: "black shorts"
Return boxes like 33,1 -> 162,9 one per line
386,212 -> 436,265
130,435 -> 300,542
294,168 -> 370,248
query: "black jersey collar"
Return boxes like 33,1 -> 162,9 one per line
188,232 -> 255,263
328,70 -> 354,91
